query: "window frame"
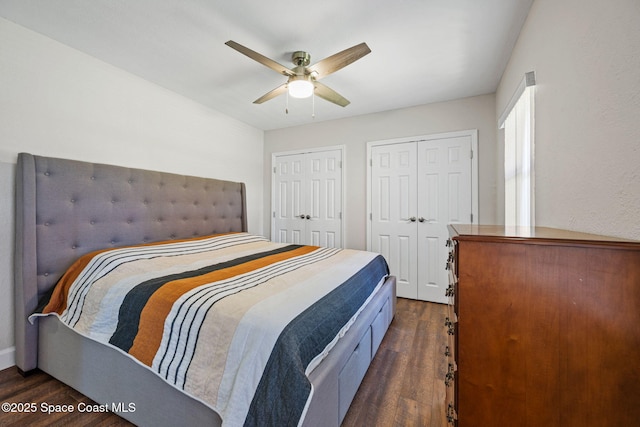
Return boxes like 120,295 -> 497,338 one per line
499,71 -> 536,228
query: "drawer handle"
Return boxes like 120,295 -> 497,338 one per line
445,316 -> 456,335
444,363 -> 455,387
444,345 -> 451,357
445,284 -> 455,297
447,403 -> 458,423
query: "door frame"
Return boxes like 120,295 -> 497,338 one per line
271,145 -> 346,247
365,129 -> 479,251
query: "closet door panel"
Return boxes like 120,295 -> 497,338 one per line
305,149 -> 342,248
417,136 -> 472,303
370,142 -> 418,299
273,153 -> 307,244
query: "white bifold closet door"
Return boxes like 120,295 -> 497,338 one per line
272,148 -> 343,248
369,132 -> 474,303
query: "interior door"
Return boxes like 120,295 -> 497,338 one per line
305,149 -> 343,248
273,153 -> 306,244
370,142 -> 418,299
417,135 -> 472,303
368,131 -> 475,303
272,148 -> 343,248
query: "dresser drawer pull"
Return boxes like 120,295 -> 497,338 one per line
445,363 -> 456,387
444,345 -> 451,357
445,317 -> 456,335
447,403 -> 458,423
445,283 -> 455,297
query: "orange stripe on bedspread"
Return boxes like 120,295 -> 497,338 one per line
129,245 -> 319,365
42,233 -> 236,315
43,247 -> 112,315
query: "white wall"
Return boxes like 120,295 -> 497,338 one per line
496,0 -> 640,239
263,94 -> 497,250
0,162 -> 15,369
0,17 -> 264,368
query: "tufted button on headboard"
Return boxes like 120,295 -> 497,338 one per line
14,153 -> 248,372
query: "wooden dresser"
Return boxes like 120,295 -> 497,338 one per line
445,225 -> 640,427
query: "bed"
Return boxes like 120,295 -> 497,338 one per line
14,153 -> 396,426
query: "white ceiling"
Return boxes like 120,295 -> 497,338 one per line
0,0 -> 533,131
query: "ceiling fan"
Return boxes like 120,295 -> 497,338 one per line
225,40 -> 371,107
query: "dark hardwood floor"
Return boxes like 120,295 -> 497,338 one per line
0,298 -> 447,426
342,298 -> 448,427
0,367 -> 133,427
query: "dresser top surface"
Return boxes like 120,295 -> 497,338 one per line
449,224 -> 640,248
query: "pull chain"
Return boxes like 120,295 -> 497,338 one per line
284,85 -> 317,118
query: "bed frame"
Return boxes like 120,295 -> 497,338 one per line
14,153 -> 396,426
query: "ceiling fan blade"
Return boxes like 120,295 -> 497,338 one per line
225,40 -> 294,77
253,83 -> 288,104
313,81 -> 350,107
307,42 -> 371,79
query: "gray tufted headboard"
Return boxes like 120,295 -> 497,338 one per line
14,153 -> 248,372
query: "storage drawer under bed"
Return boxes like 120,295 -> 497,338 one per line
338,296 -> 391,422
371,297 -> 391,356
338,326 -> 372,422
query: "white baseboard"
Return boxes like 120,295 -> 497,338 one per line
0,346 -> 16,371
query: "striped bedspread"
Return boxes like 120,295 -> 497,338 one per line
32,233 -> 389,426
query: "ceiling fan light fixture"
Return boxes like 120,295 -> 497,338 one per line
288,77 -> 314,99
225,40 -> 370,107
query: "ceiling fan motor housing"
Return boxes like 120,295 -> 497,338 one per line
292,51 -> 311,67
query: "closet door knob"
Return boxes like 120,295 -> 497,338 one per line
299,214 -> 305,219
305,215 -> 311,220
409,216 -> 417,222
418,217 -> 426,222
